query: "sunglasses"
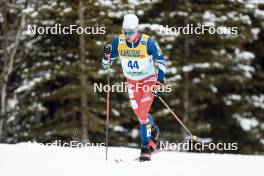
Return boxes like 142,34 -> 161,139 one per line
122,30 -> 136,36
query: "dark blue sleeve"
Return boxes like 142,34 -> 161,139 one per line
147,37 -> 166,81
102,37 -> 119,69
110,37 -> 119,58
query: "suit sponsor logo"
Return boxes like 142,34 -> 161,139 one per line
141,96 -> 152,103
119,50 -> 141,57
141,40 -> 147,45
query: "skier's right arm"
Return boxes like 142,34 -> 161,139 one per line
102,37 -> 119,69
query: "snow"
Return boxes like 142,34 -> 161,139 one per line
137,10 -> 144,15
0,143 -> 263,176
182,65 -> 194,72
22,7 -> 34,14
229,94 -> 242,101
169,12 -> 177,17
203,11 -> 216,26
97,0 -> 115,6
42,19 -> 56,25
30,102 -> 46,112
235,49 -> 255,61
108,11 -> 123,18
202,11 -> 231,25
254,9 -> 264,19
250,95 -> 264,109
212,62 -> 223,68
226,11 -> 252,25
130,129 -> 139,138
112,108 -> 120,116
233,49 -> 255,78
166,44 -> 173,49
167,74 -> 182,82
39,5 -> 53,11
52,2 -> 58,7
62,7 -> 72,13
251,28 -> 260,40
224,94 -> 242,106
139,24 -> 161,33
128,0 -> 140,5
234,63 -> 255,78
128,0 -> 158,5
15,78 -> 42,93
112,125 -> 125,132
182,63 -> 211,72
245,3 -> 255,9
195,63 -> 210,68
193,78 -> 201,83
6,116 -> 15,124
15,71 -> 51,93
30,12 -> 38,18
233,114 -> 259,131
210,85 -> 218,93
247,0 -> 264,4
175,11 -> 188,17
239,13 -> 252,25
167,67 -> 177,74
7,98 -> 18,109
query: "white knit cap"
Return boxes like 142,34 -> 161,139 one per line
122,14 -> 139,30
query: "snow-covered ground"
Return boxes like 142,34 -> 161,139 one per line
1,143 -> 263,176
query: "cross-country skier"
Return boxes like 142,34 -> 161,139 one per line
102,14 -> 166,162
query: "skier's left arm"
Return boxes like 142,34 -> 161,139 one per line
102,37 -> 119,69
147,37 -> 167,82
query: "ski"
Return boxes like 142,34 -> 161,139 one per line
114,149 -> 165,163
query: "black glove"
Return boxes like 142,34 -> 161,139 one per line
153,80 -> 165,97
104,43 -> 112,55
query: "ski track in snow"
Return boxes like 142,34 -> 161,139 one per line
0,143 -> 263,176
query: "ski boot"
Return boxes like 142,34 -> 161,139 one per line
148,125 -> 159,153
140,145 -> 151,162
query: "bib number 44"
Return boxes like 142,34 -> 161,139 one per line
128,60 -> 139,69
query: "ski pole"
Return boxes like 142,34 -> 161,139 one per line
158,96 -> 197,141
105,53 -> 110,160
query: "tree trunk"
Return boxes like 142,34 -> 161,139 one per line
182,0 -> 190,140
78,0 -> 88,140
0,5 -> 25,142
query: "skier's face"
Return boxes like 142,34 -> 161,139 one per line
123,30 -> 138,42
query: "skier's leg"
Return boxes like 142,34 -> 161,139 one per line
147,113 -> 159,151
140,122 -> 151,146
127,75 -> 157,161
147,114 -> 158,139
137,80 -> 156,146
127,79 -> 151,146
137,76 -> 158,161
127,82 -> 152,161
139,121 -> 152,161
147,113 -> 155,127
